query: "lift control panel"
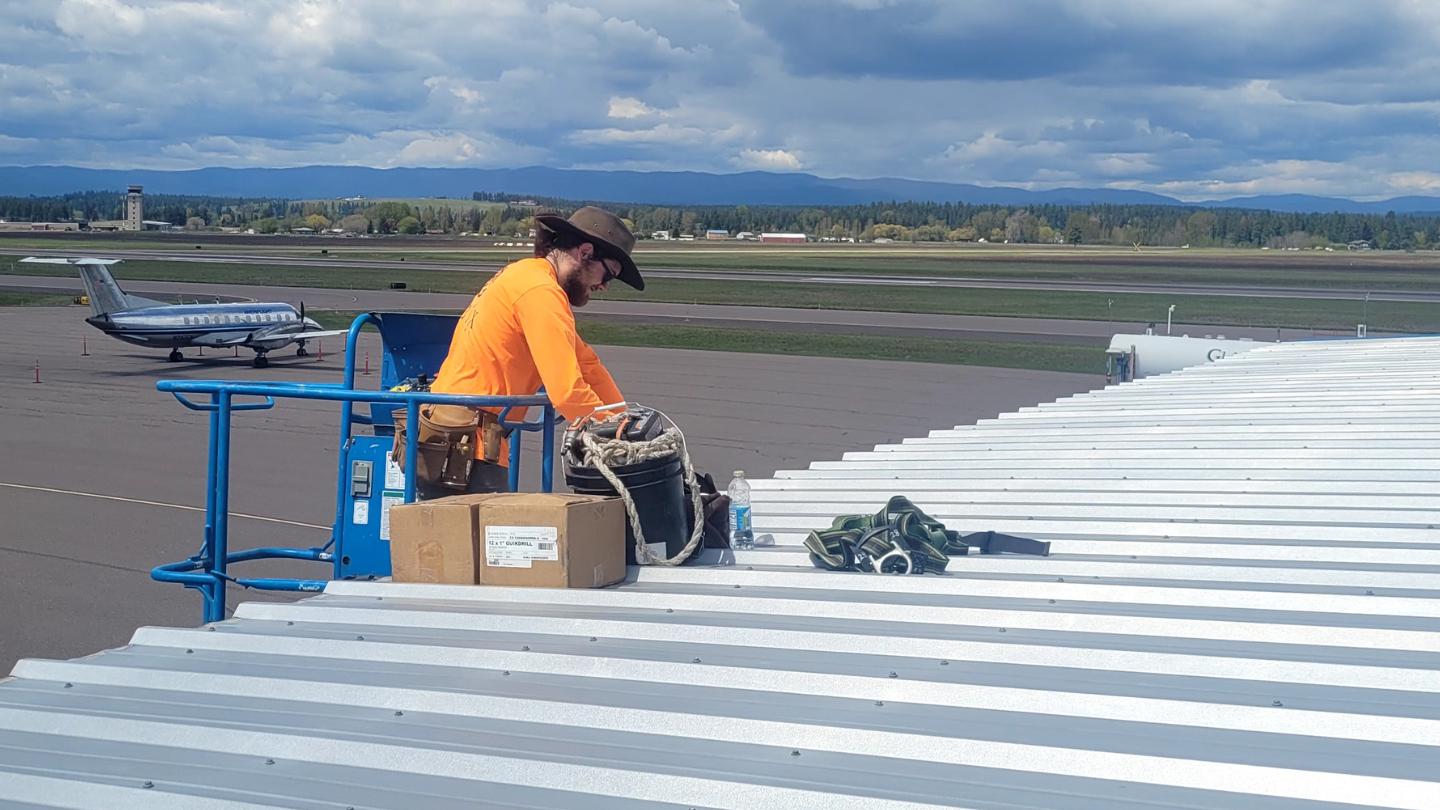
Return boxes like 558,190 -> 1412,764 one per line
337,436 -> 403,579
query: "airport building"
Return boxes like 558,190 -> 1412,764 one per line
124,185 -> 143,231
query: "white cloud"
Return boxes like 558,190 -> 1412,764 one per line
1387,171 -> 1440,192
391,132 -> 511,166
731,148 -> 802,170
0,0 -> 1438,198
935,133 -> 1067,167
569,124 -> 704,145
608,96 -> 659,119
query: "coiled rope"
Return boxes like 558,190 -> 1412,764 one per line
569,409 -> 706,566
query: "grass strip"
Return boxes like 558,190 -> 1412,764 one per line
0,292 -> 79,306
8,258 -> 1435,331
9,239 -> 1440,288
311,310 -> 1103,374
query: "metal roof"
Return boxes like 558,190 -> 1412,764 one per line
2,336 -> 1439,808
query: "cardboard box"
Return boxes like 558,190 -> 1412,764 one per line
388,495 -> 483,584
475,493 -> 626,588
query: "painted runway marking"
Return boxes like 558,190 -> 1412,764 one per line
0,482 -> 329,531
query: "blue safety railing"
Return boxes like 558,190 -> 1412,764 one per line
151,312 -> 560,623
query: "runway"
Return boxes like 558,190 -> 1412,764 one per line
0,305 -> 1101,672
0,274 -> 1347,344
5,244 -> 1436,302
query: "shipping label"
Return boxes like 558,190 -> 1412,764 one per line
485,526 -> 560,568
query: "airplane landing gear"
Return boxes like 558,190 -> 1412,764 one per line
252,353 -> 269,369
296,344 -> 309,357
168,349 -> 183,362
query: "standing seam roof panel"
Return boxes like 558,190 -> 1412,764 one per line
1,336 -> 1438,808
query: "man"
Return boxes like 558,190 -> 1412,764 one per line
421,206 -> 644,497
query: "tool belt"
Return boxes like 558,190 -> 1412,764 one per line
391,404 -> 505,492
804,495 -> 1050,575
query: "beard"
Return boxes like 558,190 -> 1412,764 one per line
562,272 -> 591,307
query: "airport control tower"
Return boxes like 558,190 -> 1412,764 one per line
124,185 -> 143,231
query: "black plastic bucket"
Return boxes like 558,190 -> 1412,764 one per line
566,454 -> 688,564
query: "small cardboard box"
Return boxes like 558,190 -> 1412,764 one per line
387,495 -> 484,584
474,493 -> 626,588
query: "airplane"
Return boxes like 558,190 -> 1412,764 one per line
23,256 -> 348,368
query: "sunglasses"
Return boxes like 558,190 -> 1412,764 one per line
589,255 -> 621,284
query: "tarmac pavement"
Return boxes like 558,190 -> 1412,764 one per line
0,304 -> 1100,672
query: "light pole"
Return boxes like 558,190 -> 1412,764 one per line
1363,291 -> 1370,325
1166,304 -> 1176,335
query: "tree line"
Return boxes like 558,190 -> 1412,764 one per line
3,189 -> 1439,249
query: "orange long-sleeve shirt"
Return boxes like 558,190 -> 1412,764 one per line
430,257 -> 623,458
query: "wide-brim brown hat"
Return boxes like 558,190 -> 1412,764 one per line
535,206 -> 643,290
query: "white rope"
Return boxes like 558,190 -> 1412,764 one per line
569,408 -> 706,566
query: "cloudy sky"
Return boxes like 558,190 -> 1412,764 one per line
3,0 -> 1439,199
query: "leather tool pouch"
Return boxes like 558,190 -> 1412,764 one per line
392,404 -> 502,491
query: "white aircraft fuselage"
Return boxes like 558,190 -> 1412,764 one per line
24,256 -> 345,367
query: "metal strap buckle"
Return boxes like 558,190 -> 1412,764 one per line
870,545 -> 914,575
851,525 -> 914,575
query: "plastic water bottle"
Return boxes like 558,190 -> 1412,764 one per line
727,470 -> 754,549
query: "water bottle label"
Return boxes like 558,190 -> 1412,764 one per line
731,505 -> 751,533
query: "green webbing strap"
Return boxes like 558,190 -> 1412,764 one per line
803,495 -> 1050,575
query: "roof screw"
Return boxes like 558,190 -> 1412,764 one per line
286,621 -> 294,626
733,584 -> 741,589
692,657 -> 703,664
63,683 -> 73,688
1048,599 -> 1056,605
502,671 -> 511,676
1365,590 -> 1375,596
207,626 -> 216,631
1056,577 -> 1065,582
265,758 -> 276,766
394,710 -> 404,716
1272,700 -> 1284,707
186,649 -> 194,654
521,645 -> 530,651
666,608 -> 674,613
589,637 -> 598,642
790,750 -> 801,757
998,628 -> 1007,633
142,781 -> 154,789
888,671 -> 899,678
874,700 -> 885,707
939,660 -> 949,666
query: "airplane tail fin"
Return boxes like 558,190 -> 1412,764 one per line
19,257 -> 163,316
76,262 -> 133,316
